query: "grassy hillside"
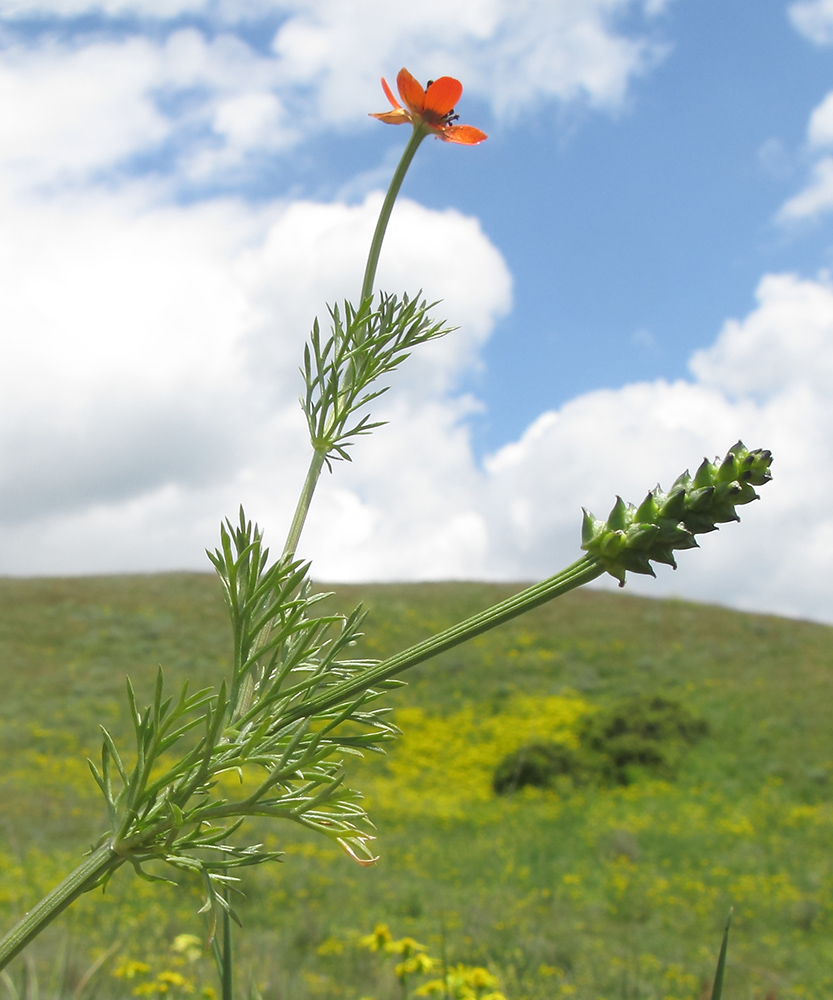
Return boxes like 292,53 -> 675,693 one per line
0,574 -> 831,1000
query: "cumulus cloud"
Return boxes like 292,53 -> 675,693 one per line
807,91 -> 833,146
778,14 -> 833,221
0,0 -> 672,585
269,0 -> 668,123
777,86 -> 833,222
0,0 -> 668,193
0,189 -> 259,519
0,183 -> 511,573
780,158 -> 833,222
5,196 -> 832,627
2,0 -> 828,629
0,29 -> 305,191
0,36 -> 168,186
306,272 -> 833,625
788,0 -> 833,45
0,0 -> 192,11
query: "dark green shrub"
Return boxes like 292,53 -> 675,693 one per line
493,695 -> 708,794
492,741 -> 584,795
580,695 -> 708,785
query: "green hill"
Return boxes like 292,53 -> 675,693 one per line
0,574 -> 831,1000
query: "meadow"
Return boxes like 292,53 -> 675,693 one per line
0,573 -> 831,1000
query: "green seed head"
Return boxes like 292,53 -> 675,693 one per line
581,441 -> 773,586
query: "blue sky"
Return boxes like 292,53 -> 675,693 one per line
3,0 -> 833,624
400,0 -> 833,451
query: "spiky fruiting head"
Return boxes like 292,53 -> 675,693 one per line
580,441 -> 773,586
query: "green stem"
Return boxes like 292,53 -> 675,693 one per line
360,127 -> 427,306
284,129 -> 426,561
0,845 -> 122,973
0,559 -> 603,968
221,889 -> 233,1000
282,450 -> 326,560
710,910 -> 732,1000
289,553 -> 604,721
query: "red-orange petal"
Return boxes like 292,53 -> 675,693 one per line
423,76 -> 463,117
396,67 -> 426,116
369,109 -> 411,125
380,76 -> 400,110
439,124 -> 488,145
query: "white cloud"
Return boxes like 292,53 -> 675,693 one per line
0,181 -> 511,574
777,86 -> 833,222
0,37 -> 169,185
270,0 -> 668,123
808,91 -> 833,146
2,0 -> 828,630
774,17 -> 833,223
304,395 -> 491,581
306,272 -> 833,625
213,92 -> 287,150
0,0 -> 204,14
689,272 -> 833,396
788,0 -> 833,45
779,157 -> 833,221
7,215 -> 831,626
501,274 -> 833,623
0,187 -> 261,520
0,0 -> 668,193
0,28 -> 306,191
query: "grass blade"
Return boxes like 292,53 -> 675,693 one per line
710,909 -> 732,1000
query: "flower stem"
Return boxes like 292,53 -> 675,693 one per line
282,450 -> 326,560
283,129 -> 427,560
0,844 -> 122,973
360,127 -> 427,306
221,889 -> 233,1000
289,553 -> 604,721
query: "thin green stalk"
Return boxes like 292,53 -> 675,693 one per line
360,127 -> 427,306
284,129 -> 426,561
0,556 -> 599,975
0,558 -> 600,975
290,553 -> 604,722
282,451 -> 326,560
0,845 -> 122,974
221,891 -> 233,1000
710,911 -> 732,1000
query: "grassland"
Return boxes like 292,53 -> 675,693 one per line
0,573 -> 831,1000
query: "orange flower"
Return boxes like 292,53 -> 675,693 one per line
370,68 -> 487,145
